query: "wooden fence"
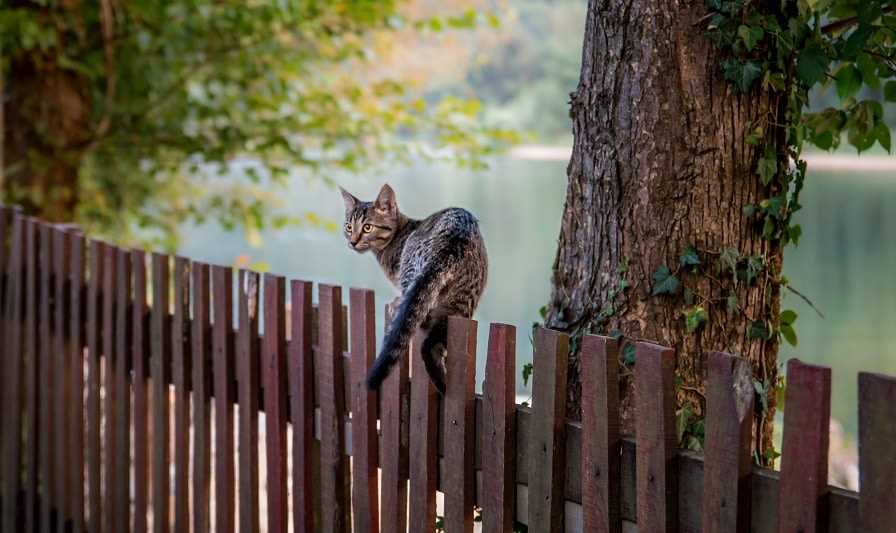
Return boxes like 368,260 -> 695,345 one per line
0,208 -> 895,533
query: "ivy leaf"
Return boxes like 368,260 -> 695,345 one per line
756,146 -> 777,185
718,247 -> 739,276
679,246 -> 701,267
874,122 -> 892,153
856,53 -> 880,89
684,306 -> 707,333
737,24 -> 764,51
748,320 -> 772,340
796,42 -> 829,87
723,59 -> 764,92
839,24 -> 874,60
622,343 -> 636,365
780,309 -> 798,325
651,265 -> 680,296
780,323 -> 798,346
885,81 -> 896,102
522,363 -> 534,387
788,224 -> 803,246
835,65 -> 862,101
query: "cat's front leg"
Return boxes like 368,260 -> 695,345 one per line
386,295 -> 402,320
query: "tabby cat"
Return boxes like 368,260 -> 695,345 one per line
339,183 -> 487,393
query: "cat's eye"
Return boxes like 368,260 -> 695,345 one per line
344,223 -> 352,233
362,223 -> 373,233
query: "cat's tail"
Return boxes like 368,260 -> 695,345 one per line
366,265 -> 447,390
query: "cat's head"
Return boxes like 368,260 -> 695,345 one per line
339,183 -> 401,253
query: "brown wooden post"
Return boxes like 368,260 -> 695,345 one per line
68,231 -> 86,533
349,288 -> 379,533
444,317 -> 477,533
85,239 -> 103,533
858,372 -> 896,533
635,342 -> 677,533
409,329 -> 438,533
482,323 -> 516,533
237,270 -> 260,533
191,263 -> 212,533
212,265 -> 235,533
778,359 -> 831,533
39,223 -> 56,533
379,304 -> 409,533
528,327 -> 569,532
289,280 -> 314,533
172,257 -> 191,533
52,228 -> 71,533
318,284 -> 349,533
150,253 -> 171,533
113,248 -> 132,533
581,335 -> 621,533
702,352 -> 753,533
131,250 -> 149,533
264,274 -> 288,533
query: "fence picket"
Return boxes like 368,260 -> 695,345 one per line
482,324 -> 516,533
444,317 -> 477,533
703,352 -> 753,533
379,304 -> 408,533
85,239 -> 103,533
1,215 -> 25,533
858,372 -> 896,532
68,231 -> 85,533
52,228 -> 71,533
212,265 -> 235,533
778,359 -> 831,533
150,253 -> 171,533
263,274 -> 288,533
172,257 -> 191,532
39,223 -> 56,533
192,263 -> 212,533
318,284 -> 349,533
238,270 -> 260,533
409,329 -> 438,533
288,280 -> 315,533
349,288 -> 379,533
635,342 -> 677,533
131,250 -> 149,533
114,248 -> 132,533
581,335 -> 621,533
528,328 -> 569,532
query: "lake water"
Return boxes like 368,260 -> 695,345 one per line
178,154 -> 896,441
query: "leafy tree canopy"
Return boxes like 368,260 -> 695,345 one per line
1,1 -> 514,249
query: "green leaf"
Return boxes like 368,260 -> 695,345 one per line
723,59 -> 764,92
718,247 -> 739,276
856,53 -> 880,89
885,81 -> 896,102
737,24 -> 764,51
756,146 -> 777,186
796,42 -> 829,87
835,65 -> 862,100
788,224 -> 803,245
684,306 -> 707,333
651,265 -> 680,296
622,344 -> 636,365
780,309 -> 798,325
875,122 -> 892,153
748,320 -> 772,340
780,323 -> 798,346
522,363 -> 534,387
679,246 -> 701,267
840,24 -> 874,60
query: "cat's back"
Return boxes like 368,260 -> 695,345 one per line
406,206 -> 486,263
420,207 -> 481,239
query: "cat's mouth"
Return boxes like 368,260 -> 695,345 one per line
349,242 -> 370,252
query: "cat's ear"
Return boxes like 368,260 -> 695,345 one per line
339,186 -> 359,212
374,183 -> 397,214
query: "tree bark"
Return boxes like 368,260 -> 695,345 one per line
547,0 -> 786,460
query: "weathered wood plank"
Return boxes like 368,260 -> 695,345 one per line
114,248 -> 132,533
349,288 -> 379,533
172,257 -> 191,533
778,359 -> 831,533
528,328 -> 569,532
212,265 -> 235,533
702,352 -> 753,533
379,304 -> 408,533
150,253 -> 171,533
409,328 -> 438,533
131,250 -> 149,533
444,317 -> 478,533
289,280 -> 315,533
192,263 -> 212,533
858,372 -> 896,533
52,228 -> 71,533
39,223 -> 56,533
24,219 -> 40,533
237,270 -> 260,533
263,274 -> 288,533
1,215 -> 25,533
68,231 -> 85,533
85,239 -> 103,533
318,284 -> 349,533
635,342 -> 677,533
482,323 -> 516,533
581,335 -> 621,533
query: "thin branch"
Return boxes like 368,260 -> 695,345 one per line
784,284 -> 825,319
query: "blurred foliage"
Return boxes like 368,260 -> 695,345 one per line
0,0 -> 517,249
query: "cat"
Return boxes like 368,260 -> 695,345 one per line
339,183 -> 487,393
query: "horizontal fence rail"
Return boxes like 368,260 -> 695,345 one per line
1,207 -> 895,533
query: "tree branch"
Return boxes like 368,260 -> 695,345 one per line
822,7 -> 895,35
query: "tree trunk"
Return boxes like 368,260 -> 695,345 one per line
547,0 -> 787,461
